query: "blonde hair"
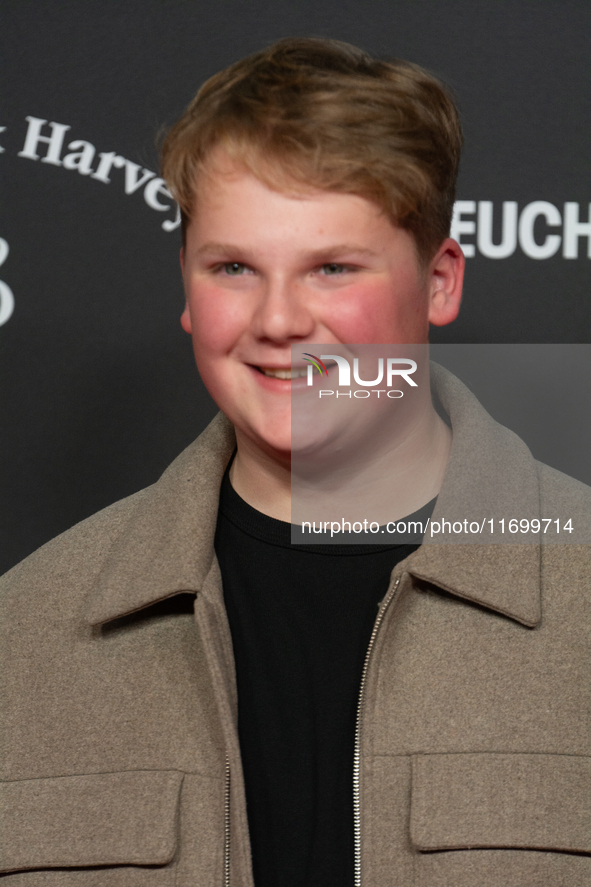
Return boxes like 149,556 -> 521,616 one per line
161,37 -> 462,263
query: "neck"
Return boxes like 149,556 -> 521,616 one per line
229,400 -> 451,526
230,431 -> 292,521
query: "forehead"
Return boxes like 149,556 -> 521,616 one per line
196,145 -> 334,203
187,151 -> 414,262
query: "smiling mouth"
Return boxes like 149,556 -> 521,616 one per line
255,361 -> 337,380
256,366 -> 309,380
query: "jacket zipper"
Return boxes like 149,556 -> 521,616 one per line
224,754 -> 231,886
353,575 -> 401,887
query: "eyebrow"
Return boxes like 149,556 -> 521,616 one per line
193,242 -> 381,261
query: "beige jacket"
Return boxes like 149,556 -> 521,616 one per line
1,365 -> 590,886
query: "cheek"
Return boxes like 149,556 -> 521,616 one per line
186,283 -> 249,355
322,279 -> 427,343
185,295 -> 245,412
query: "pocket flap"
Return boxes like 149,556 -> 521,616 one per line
0,770 -> 184,873
411,753 -> 591,853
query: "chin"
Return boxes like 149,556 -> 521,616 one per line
246,419 -> 292,459
290,421 -> 338,457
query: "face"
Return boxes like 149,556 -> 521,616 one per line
180,153 -> 463,460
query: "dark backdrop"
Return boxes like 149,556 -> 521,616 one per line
2,0 -> 590,573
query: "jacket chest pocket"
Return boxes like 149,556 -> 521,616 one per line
0,770 -> 183,884
410,753 -> 591,887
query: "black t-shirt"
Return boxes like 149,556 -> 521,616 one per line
214,470 -> 435,887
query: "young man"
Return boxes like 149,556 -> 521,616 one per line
1,38 -> 590,887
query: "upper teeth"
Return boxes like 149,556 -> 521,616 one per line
260,367 -> 308,380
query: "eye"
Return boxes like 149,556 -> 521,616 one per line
320,263 -> 348,275
221,262 -> 248,275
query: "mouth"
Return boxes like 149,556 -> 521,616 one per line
254,360 -> 337,381
255,366 -> 309,380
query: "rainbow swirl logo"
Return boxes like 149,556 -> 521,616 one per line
302,353 -> 329,376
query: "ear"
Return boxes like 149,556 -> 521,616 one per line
179,246 -> 193,334
427,238 -> 465,327
180,302 -> 193,334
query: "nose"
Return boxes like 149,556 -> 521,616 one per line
251,275 -> 315,343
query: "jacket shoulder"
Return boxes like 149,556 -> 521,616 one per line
0,413 -> 235,619
0,485 -> 153,614
537,462 -> 591,586
537,460 -> 591,517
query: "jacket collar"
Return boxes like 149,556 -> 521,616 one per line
84,413 -> 236,626
85,364 -> 541,628
406,363 -> 541,627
